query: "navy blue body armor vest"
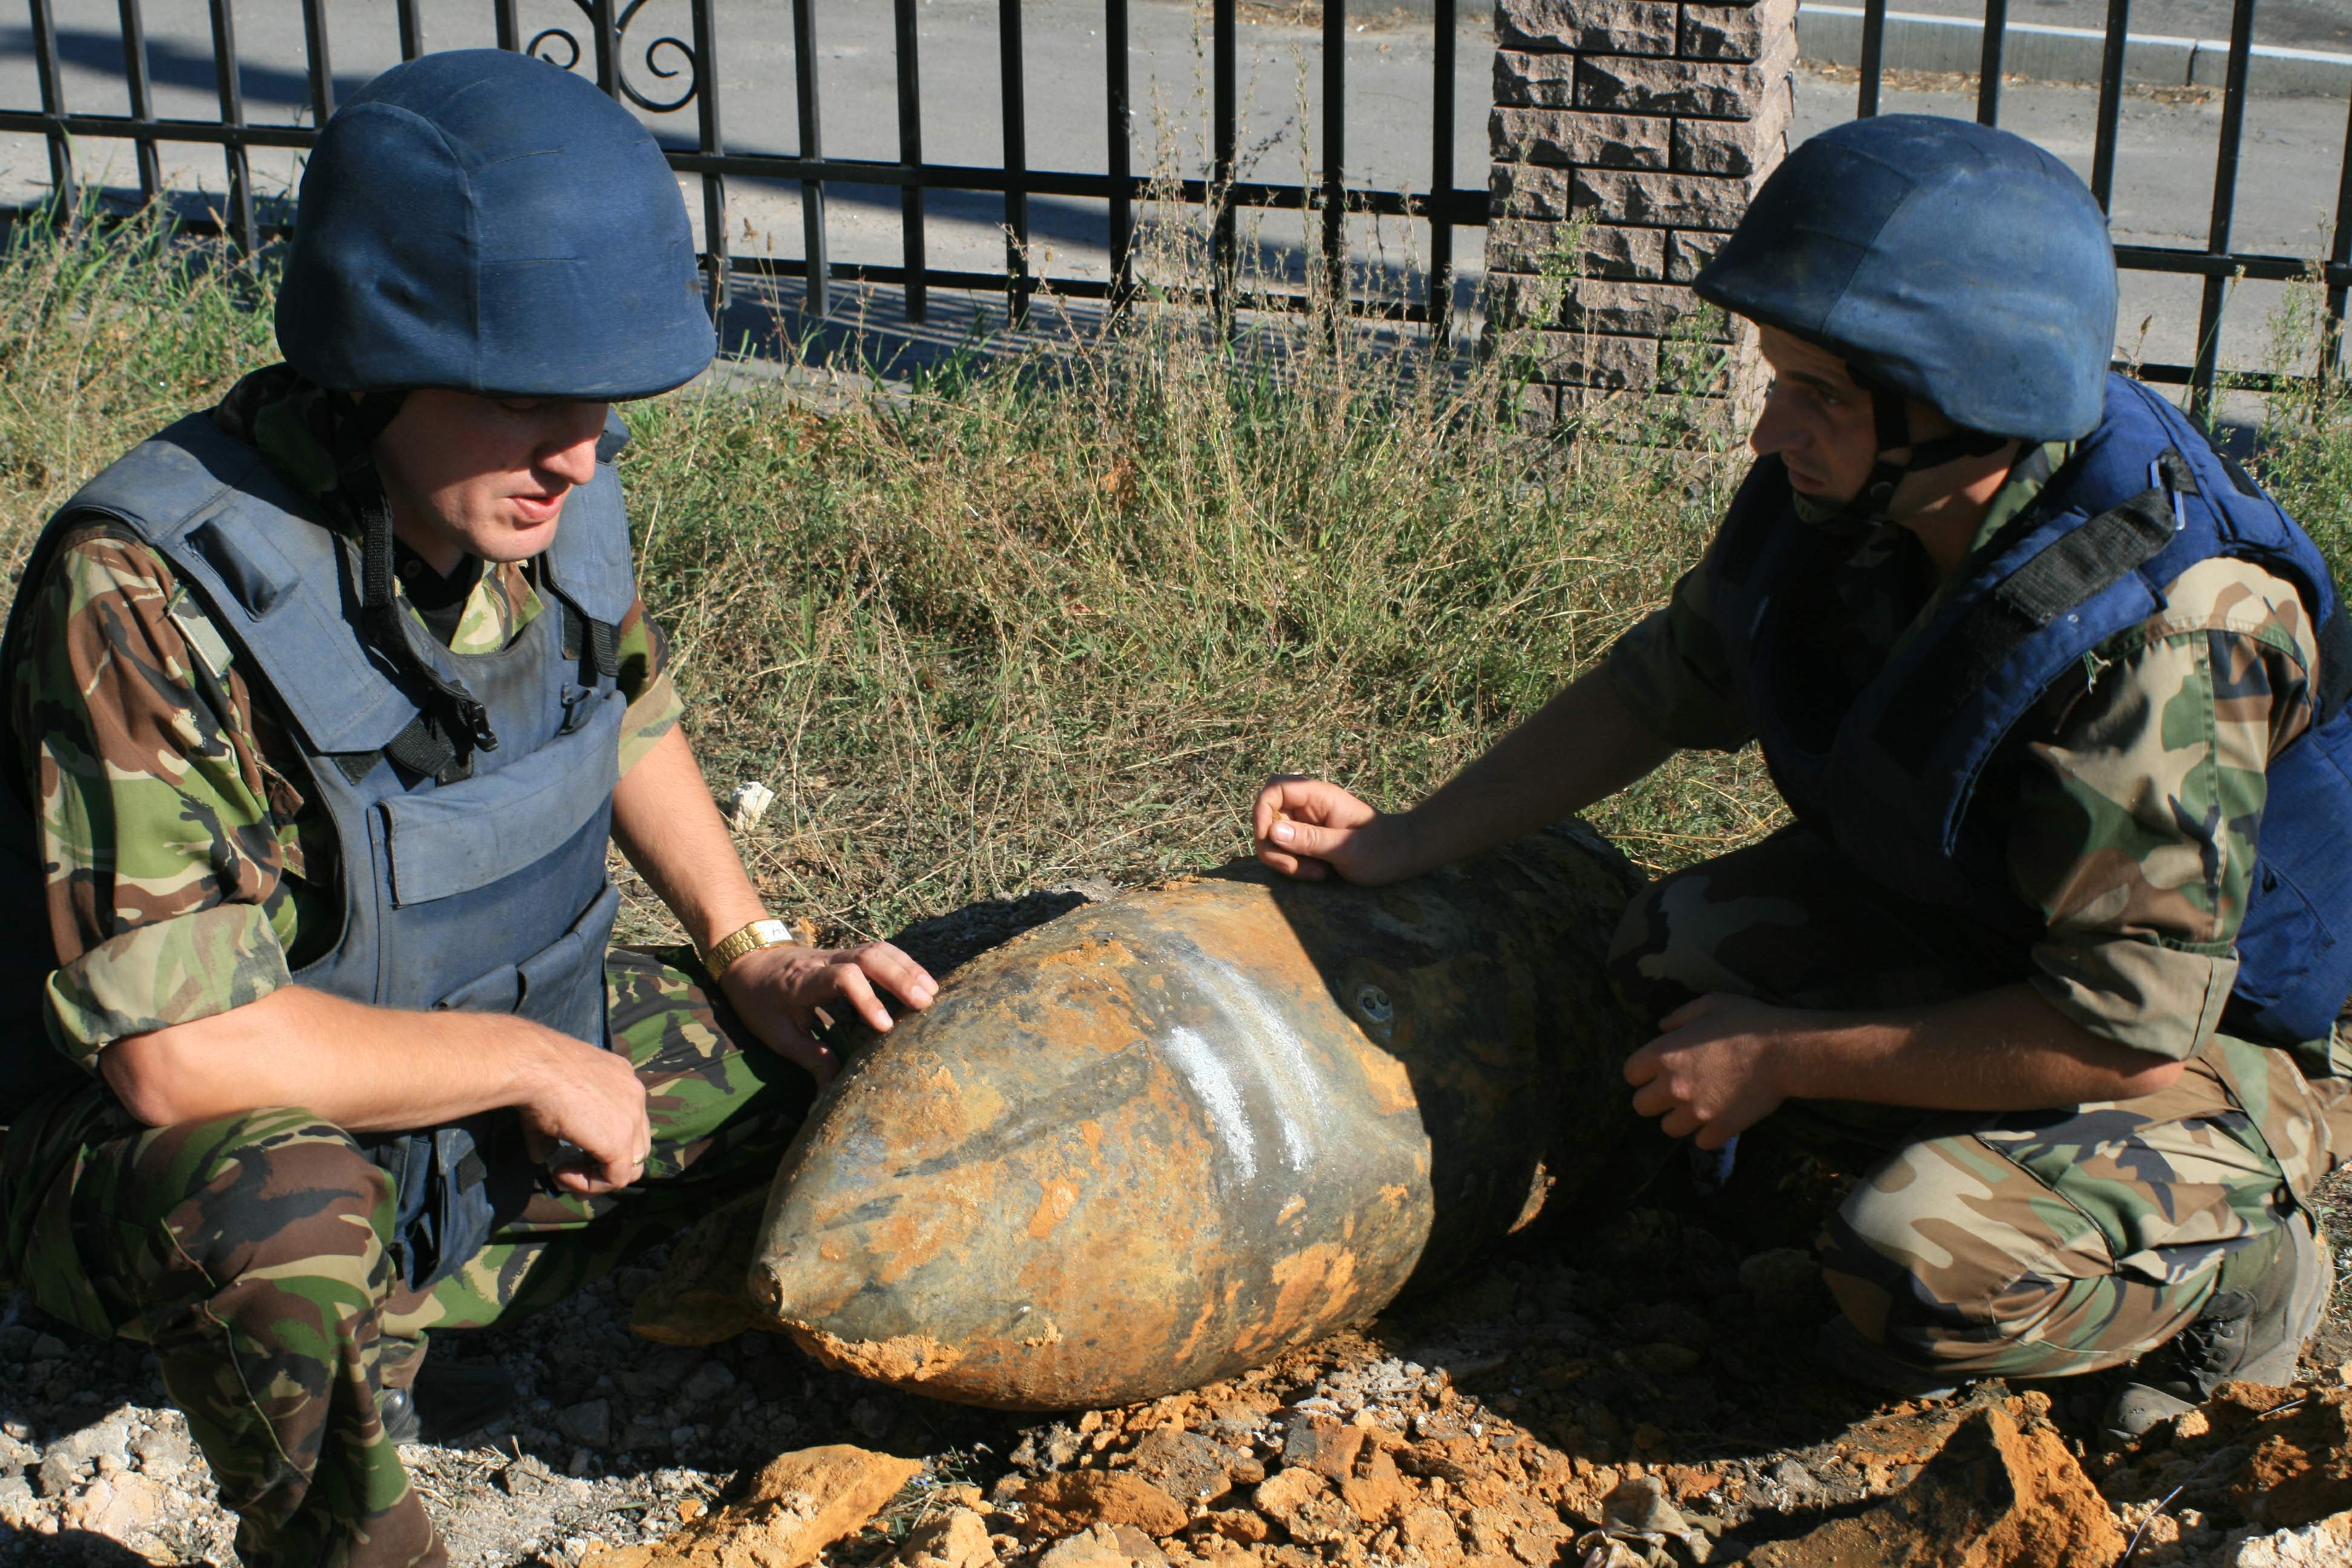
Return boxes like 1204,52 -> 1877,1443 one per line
1708,373 -> 2352,1062
0,411 -> 639,1286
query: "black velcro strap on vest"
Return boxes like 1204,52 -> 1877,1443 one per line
586,617 -> 619,681
1877,462 -> 2185,774
557,598 -> 620,683
382,713 -> 469,785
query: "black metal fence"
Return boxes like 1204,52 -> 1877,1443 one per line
1845,0 -> 2352,414
3,1 -> 1488,339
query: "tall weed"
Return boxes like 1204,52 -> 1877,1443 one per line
0,207 -> 1844,944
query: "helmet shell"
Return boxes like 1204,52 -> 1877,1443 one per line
1694,115 -> 2117,442
276,48 -> 715,400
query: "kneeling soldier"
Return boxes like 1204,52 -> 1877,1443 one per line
1253,116 -> 2350,1437
0,50 -> 934,1567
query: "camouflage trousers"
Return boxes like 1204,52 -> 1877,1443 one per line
0,946 -> 808,1568
1606,826 -> 2352,1390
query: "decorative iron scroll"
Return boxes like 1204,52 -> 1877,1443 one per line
526,0 -> 699,114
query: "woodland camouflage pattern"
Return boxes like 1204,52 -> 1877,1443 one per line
0,370 -> 802,1567
2,948 -> 808,1568
1605,445 -> 2352,1382
1607,440 -> 2329,1066
1606,823 -> 2352,1385
8,365 -> 681,1068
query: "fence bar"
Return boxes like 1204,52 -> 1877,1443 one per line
1214,0 -> 1238,305
495,0 -> 519,53
27,0 -> 74,201
791,0 -> 829,317
893,0 -> 927,322
2327,90 -> 2352,376
1321,0 -> 1345,310
691,0 -> 728,315
2089,0 -> 2131,209
592,0 -> 620,97
1106,0 -> 1132,302
2189,0 -> 2258,420
1857,0 -> 1887,117
300,0 -> 334,125
117,0 -> 162,201
1429,0 -> 1456,342
1000,0 -> 1031,322
1975,0 -> 2008,124
396,0 -> 423,60
206,0 -> 255,251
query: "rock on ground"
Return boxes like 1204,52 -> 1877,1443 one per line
2,881 -> 2349,1567
581,1445 -> 922,1568
890,1509 -> 996,1568
2223,1509 -> 2352,1567
1748,1399 -> 2123,1568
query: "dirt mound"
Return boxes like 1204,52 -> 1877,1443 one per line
1746,1402 -> 2122,1568
622,1336 -> 2138,1568
2100,1381 -> 2352,1541
16,1184 -> 2352,1567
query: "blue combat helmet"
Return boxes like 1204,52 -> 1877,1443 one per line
276,48 -> 715,400
1696,114 -> 2118,446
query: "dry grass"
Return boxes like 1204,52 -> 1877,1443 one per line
9,204 -> 2348,951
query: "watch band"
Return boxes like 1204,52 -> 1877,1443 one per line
701,916 -> 797,979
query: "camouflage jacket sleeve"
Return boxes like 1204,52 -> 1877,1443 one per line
614,595 -> 682,776
2009,555 -> 2320,1062
8,531 -> 679,1061
7,526 -> 315,1063
1601,541 -> 1756,752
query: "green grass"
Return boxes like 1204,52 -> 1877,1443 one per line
7,207 -> 2348,949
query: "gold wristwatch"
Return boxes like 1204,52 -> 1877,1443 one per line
701,916 -> 797,979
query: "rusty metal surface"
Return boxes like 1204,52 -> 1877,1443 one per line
751,824 -> 1647,1411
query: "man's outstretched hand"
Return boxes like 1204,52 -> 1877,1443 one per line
719,940 -> 938,1086
1252,776 -> 1417,886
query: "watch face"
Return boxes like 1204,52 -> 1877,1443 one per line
754,920 -> 792,944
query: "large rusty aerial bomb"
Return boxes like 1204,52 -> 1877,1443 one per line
748,824 -> 1647,1411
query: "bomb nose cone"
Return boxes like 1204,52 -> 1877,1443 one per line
750,824 -> 1647,1411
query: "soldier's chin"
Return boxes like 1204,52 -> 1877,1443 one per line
485,515 -> 563,563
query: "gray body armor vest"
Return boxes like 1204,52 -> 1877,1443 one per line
0,411 -> 638,1289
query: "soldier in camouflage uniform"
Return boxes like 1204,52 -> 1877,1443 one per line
0,51 -> 934,1568
1253,116 -> 2351,1435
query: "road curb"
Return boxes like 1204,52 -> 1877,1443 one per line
1797,4 -> 2352,99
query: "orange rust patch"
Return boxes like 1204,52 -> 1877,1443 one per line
1349,1039 -> 1419,1116
789,1326 -> 965,1383
1171,1289 -> 1226,1367
1027,1178 -> 1082,1240
1079,1120 -> 1104,1150
1236,1243 -> 1362,1357
867,1192 -> 985,1288
1275,1195 -> 1307,1227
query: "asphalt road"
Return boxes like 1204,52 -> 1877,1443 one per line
1884,0 -> 2352,53
0,1 -> 2345,382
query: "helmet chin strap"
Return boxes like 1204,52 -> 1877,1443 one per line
1828,385 -> 2011,526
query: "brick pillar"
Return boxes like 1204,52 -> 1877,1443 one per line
1488,0 -> 1797,426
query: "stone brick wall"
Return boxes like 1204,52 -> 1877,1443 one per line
1488,0 -> 1798,425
